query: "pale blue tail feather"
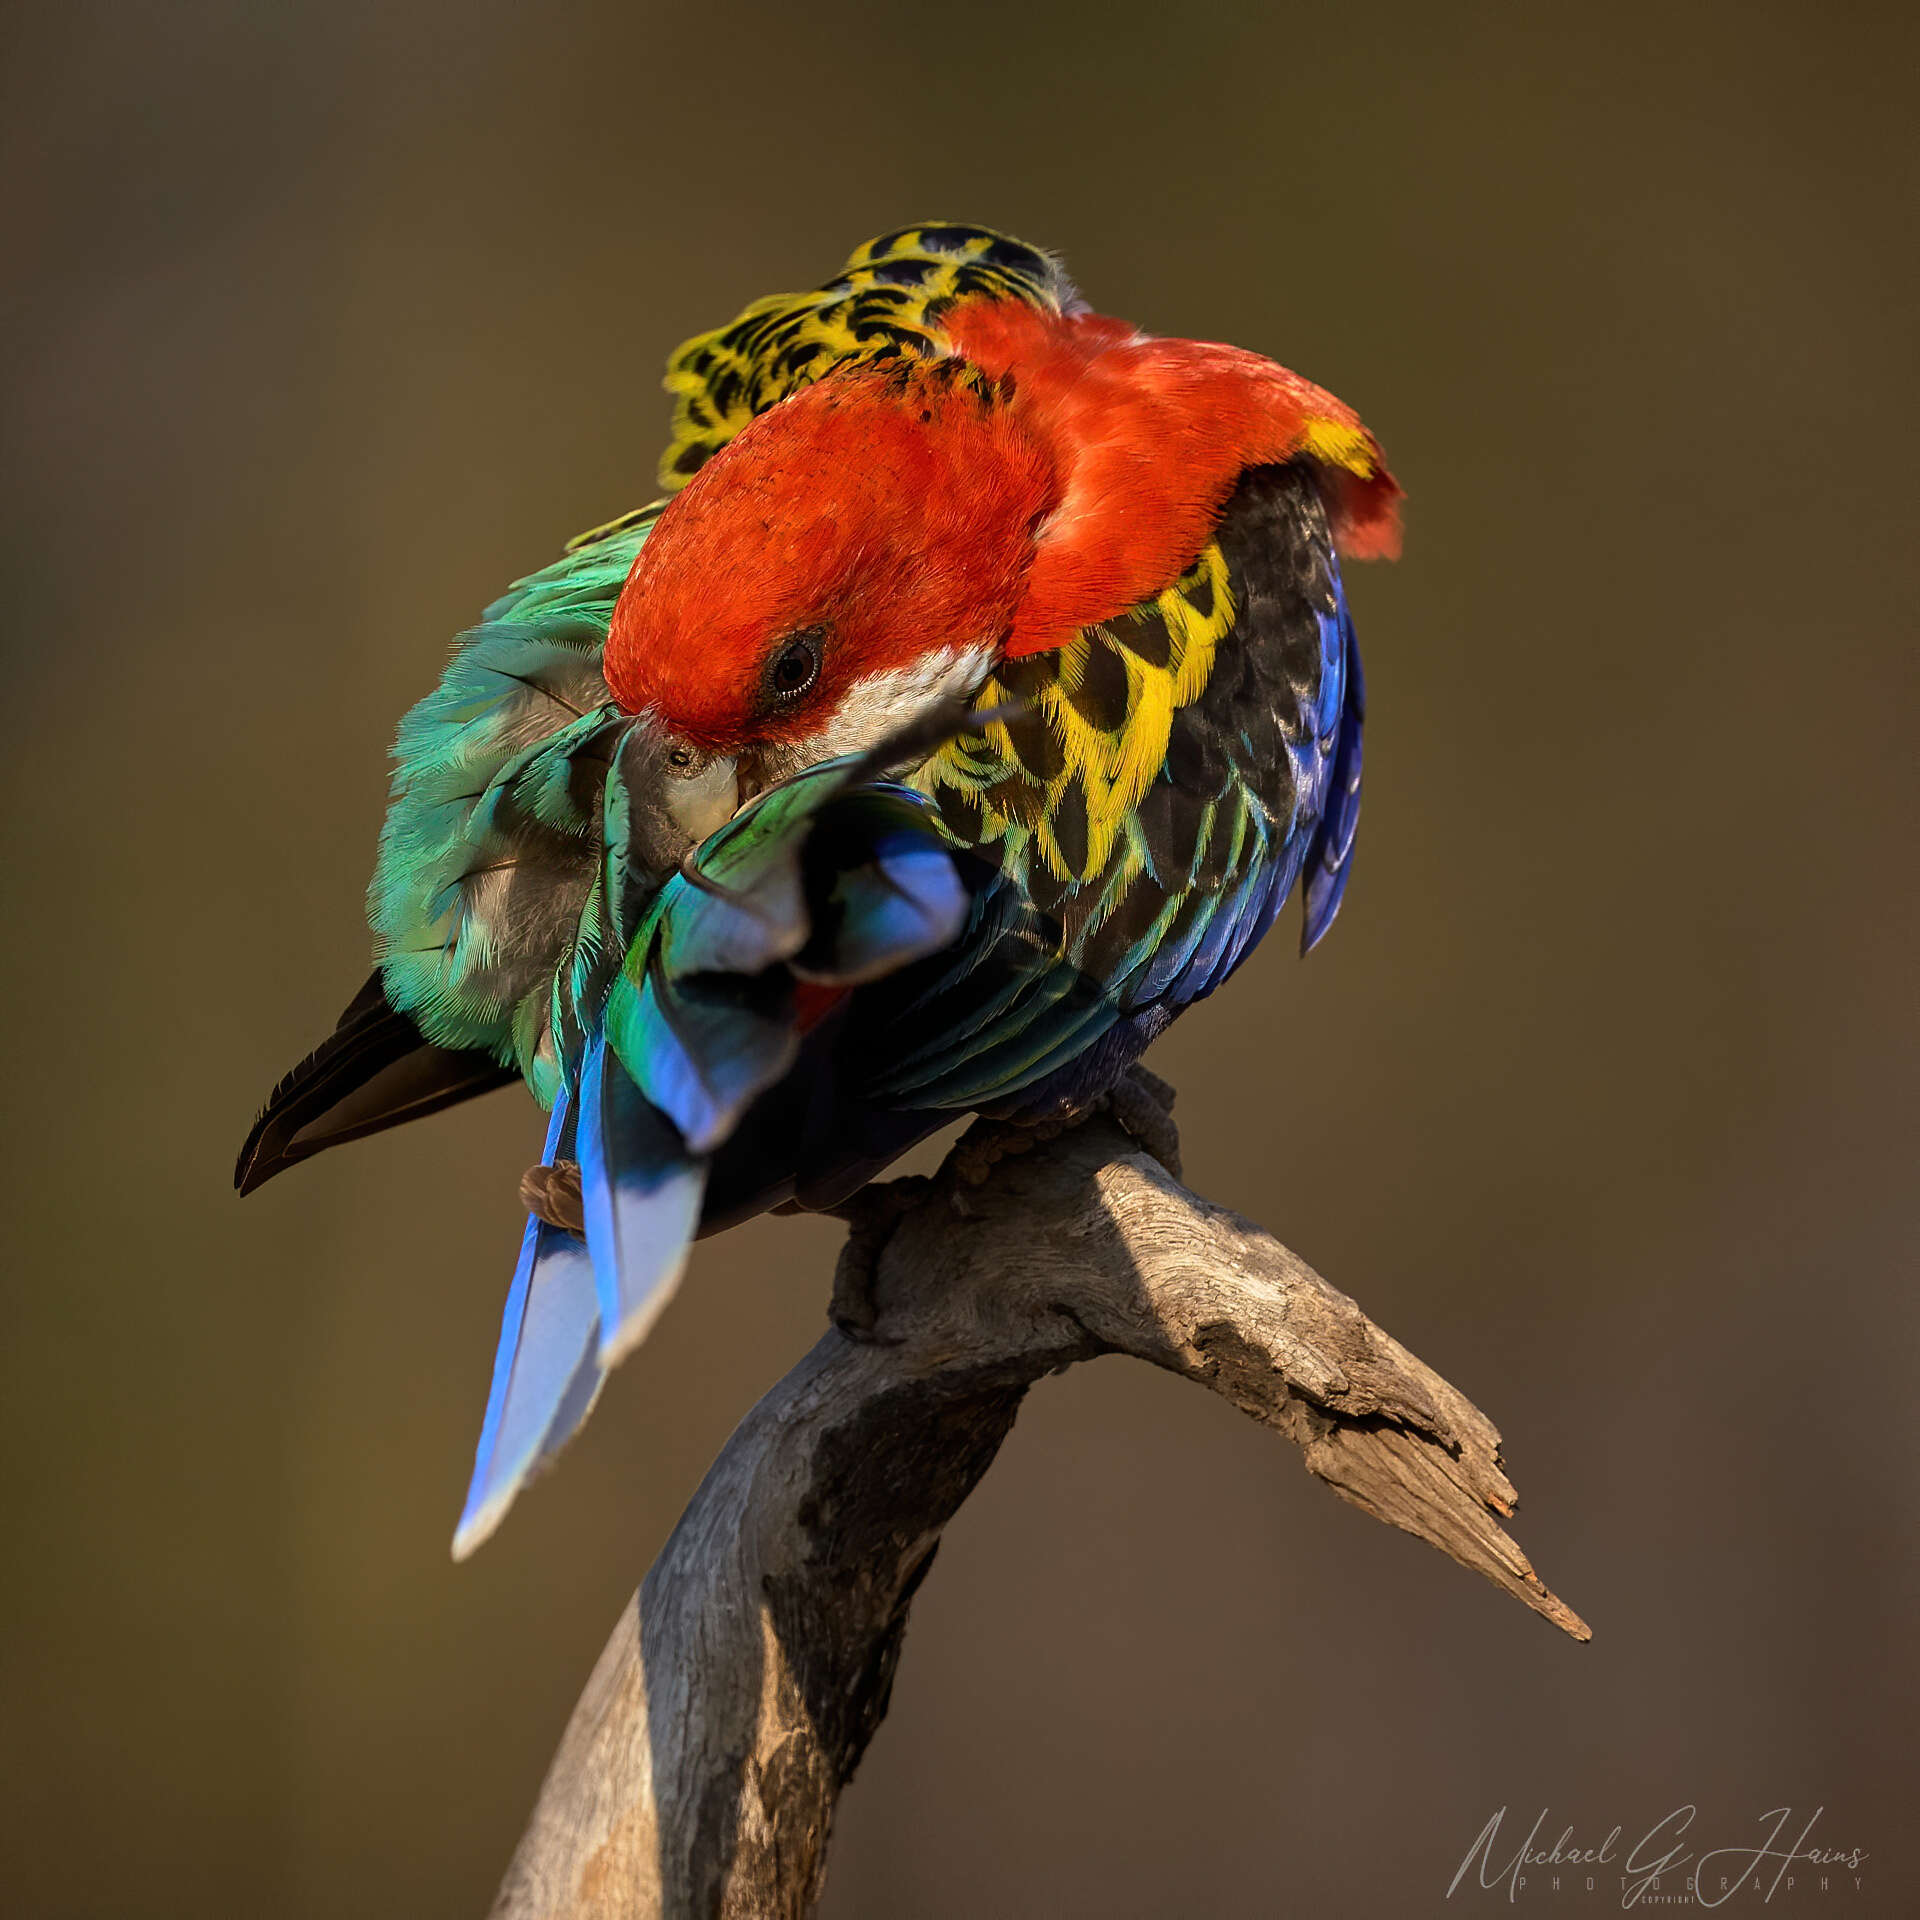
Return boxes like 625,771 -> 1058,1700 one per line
451,1092 -> 604,1559
576,1031 -> 707,1367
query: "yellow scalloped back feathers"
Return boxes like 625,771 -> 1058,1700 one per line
655,224 -> 1080,491
911,540 -> 1237,924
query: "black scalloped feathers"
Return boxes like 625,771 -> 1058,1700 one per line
842,459 -> 1353,1124
1075,461 -> 1337,988
657,225 -> 1078,489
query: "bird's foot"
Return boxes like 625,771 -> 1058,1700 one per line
823,1176 -> 935,1343
944,1107 -> 1078,1192
944,1064 -> 1182,1206
520,1159 -> 584,1235
1105,1064 -> 1182,1181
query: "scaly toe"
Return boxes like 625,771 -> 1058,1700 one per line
827,1176 -> 931,1341
519,1159 -> 584,1235
1104,1069 -> 1184,1181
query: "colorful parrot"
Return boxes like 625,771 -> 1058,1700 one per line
236,225 -> 1401,1556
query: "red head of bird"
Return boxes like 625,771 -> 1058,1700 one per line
603,300 -> 1400,785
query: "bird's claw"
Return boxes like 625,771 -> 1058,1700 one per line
943,1065 -> 1182,1197
1105,1065 -> 1182,1181
826,1175 -> 933,1342
519,1159 -> 584,1235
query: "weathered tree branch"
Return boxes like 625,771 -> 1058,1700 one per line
491,1116 -> 1588,1920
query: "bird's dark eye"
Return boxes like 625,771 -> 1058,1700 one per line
766,629 -> 822,702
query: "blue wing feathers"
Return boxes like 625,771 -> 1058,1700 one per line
796,836 -> 969,986
1301,588 -> 1364,956
608,973 -> 799,1157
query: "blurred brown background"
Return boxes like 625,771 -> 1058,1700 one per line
4,1 -> 1915,1913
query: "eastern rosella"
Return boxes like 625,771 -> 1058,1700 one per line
237,226 -> 1401,1555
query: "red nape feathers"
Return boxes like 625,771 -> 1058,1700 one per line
942,300 -> 1402,657
603,363 -> 1055,748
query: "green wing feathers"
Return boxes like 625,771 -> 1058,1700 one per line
369,511 -> 659,1084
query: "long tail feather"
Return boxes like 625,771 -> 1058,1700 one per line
451,1090 -> 603,1559
576,1032 -> 707,1367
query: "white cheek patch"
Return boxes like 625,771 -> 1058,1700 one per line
808,640 -> 997,763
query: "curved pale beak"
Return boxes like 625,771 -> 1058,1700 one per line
661,749 -> 740,846
617,717 -> 740,874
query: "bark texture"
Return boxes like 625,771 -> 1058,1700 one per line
492,1119 -> 1588,1920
